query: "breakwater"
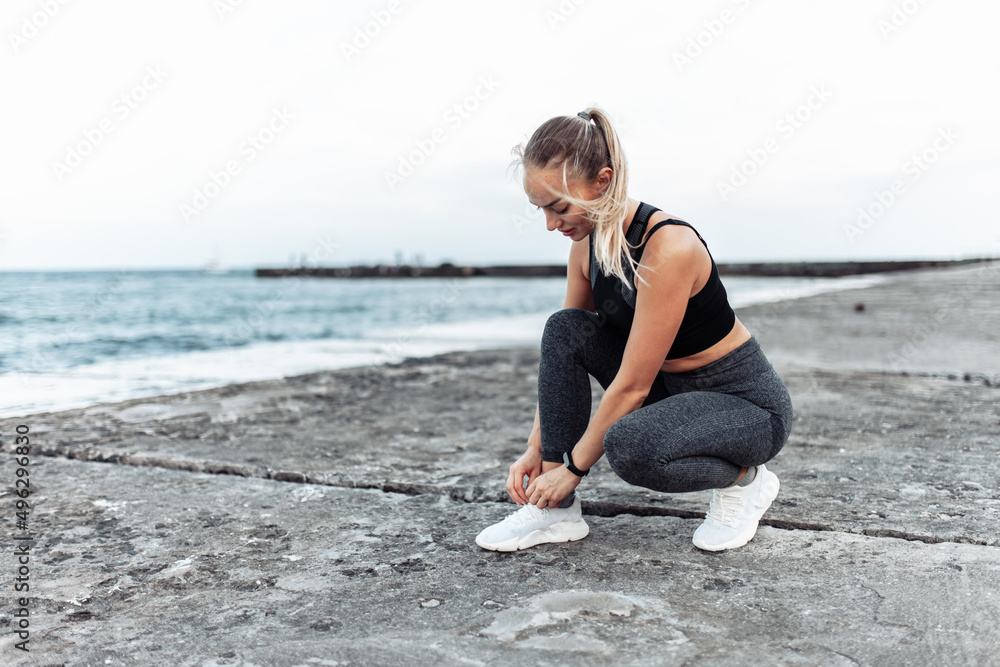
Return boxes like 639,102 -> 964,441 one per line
255,258 -> 994,279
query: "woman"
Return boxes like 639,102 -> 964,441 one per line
475,108 -> 793,553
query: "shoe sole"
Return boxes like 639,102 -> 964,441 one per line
475,519 -> 590,552
693,470 -> 780,552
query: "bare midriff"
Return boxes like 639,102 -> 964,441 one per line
658,318 -> 752,374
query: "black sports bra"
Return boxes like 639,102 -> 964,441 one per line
589,202 -> 736,360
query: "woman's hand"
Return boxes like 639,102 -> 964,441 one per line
526,466 -> 582,510
506,446 -> 542,505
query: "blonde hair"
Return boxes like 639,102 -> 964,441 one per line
512,106 -> 638,288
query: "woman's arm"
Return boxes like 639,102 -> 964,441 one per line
506,404 -> 542,505
506,236 -> 596,504
563,235 -> 596,310
525,226 -> 704,508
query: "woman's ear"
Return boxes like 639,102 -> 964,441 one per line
595,166 -> 613,193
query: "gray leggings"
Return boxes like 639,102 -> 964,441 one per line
538,308 -> 793,493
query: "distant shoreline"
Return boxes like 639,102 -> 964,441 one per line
255,257 -> 995,279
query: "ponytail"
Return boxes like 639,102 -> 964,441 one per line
512,106 -> 639,288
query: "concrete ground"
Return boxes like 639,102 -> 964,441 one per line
1,261 -> 998,666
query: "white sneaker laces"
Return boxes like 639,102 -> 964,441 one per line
504,504 -> 548,529
705,487 -> 746,528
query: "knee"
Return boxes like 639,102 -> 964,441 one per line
603,419 -> 644,485
542,308 -> 597,353
766,410 -> 793,460
764,390 -> 794,459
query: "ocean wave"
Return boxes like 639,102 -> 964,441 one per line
0,272 -> 891,417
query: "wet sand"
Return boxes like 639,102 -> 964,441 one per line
1,261 -> 998,665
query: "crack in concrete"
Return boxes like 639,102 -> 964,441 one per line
34,447 -> 996,549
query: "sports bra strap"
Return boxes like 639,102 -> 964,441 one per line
626,202 -> 660,245
641,219 -> 708,248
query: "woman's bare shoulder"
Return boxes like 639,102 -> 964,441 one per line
568,232 -> 590,280
641,209 -> 699,253
639,212 -> 710,296
649,210 -> 688,225
565,232 -> 591,283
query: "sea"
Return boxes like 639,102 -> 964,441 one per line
0,269 -> 887,418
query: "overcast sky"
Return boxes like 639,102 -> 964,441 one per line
2,0 -> 998,270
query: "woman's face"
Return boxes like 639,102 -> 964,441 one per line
523,165 -> 609,242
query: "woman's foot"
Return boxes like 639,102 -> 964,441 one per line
475,496 -> 589,551
692,464 -> 780,551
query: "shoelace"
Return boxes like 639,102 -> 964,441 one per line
704,488 -> 747,528
503,504 -> 548,529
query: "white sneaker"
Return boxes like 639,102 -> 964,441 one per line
475,496 -> 589,552
692,464 -> 780,552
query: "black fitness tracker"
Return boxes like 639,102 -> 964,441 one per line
563,450 -> 590,477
